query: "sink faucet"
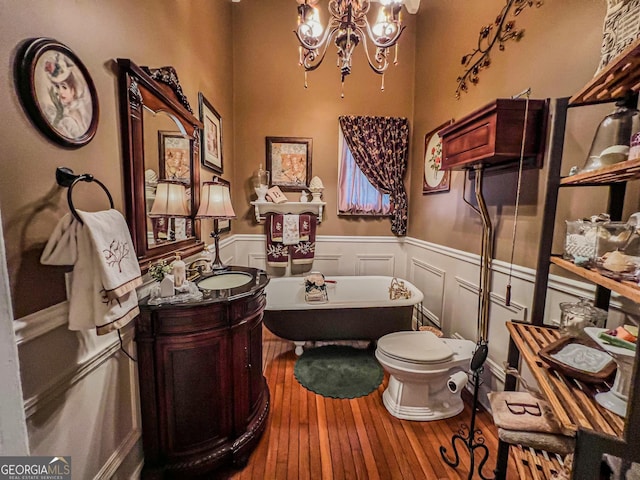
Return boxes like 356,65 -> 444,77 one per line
187,259 -> 212,278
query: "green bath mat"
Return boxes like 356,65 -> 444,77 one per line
294,345 -> 384,399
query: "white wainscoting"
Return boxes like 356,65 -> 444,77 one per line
233,234 -> 407,277
14,232 -> 615,478
15,310 -> 142,479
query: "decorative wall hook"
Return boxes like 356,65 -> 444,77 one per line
455,0 -> 543,99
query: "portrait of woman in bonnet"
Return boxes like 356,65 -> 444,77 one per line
41,52 -> 92,139
15,38 -> 99,147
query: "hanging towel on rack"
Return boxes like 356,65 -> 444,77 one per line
291,214 -> 316,265
282,214 -> 300,245
266,214 -> 289,267
41,209 -> 142,335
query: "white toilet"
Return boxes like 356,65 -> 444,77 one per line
375,331 -> 476,421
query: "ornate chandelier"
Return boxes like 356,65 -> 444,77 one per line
295,0 -> 405,96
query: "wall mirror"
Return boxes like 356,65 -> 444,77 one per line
117,58 -> 203,270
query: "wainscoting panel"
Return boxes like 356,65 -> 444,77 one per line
452,276 -> 482,342
313,254 -> 343,274
20,321 -> 141,480
247,253 -> 266,270
410,258 -> 445,326
355,254 -> 395,276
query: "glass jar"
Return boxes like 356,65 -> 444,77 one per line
559,298 -> 608,337
581,102 -> 640,173
564,219 -> 598,266
594,222 -> 640,280
253,164 -> 270,202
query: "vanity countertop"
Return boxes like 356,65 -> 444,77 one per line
139,265 -> 270,310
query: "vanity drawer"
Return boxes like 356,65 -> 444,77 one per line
231,292 -> 266,323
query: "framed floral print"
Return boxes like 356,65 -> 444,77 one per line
198,92 -> 223,174
423,120 -> 453,194
266,136 -> 312,191
15,37 -> 99,148
158,131 -> 192,184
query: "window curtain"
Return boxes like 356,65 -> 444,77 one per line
338,131 -> 391,215
338,115 -> 410,235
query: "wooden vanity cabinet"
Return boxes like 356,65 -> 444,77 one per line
135,267 -> 270,479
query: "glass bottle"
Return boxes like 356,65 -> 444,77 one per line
253,164 -> 270,202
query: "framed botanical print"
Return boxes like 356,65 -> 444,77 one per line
158,131 -> 192,184
15,37 -> 99,148
423,120 -> 453,194
198,92 -> 223,174
266,136 -> 312,191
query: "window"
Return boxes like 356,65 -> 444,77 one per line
338,128 -> 390,215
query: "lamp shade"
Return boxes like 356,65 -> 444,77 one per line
149,180 -> 190,217
196,182 -> 236,219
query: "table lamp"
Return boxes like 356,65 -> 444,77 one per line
196,179 -> 236,270
148,180 -> 190,241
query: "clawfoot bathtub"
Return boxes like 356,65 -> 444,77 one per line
264,275 -> 424,355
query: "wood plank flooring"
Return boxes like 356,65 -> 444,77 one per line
224,328 -> 520,480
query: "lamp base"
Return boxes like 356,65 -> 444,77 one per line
211,260 -> 229,271
210,224 -> 228,271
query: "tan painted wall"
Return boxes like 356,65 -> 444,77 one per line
231,0 -> 417,236
408,0 -> 640,269
0,0 -> 234,317
3,0 -> 638,317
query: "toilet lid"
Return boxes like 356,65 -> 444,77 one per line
377,331 -> 454,363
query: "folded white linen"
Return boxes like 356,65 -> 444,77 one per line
41,209 -> 142,335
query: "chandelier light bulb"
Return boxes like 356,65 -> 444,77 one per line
306,7 -> 323,39
372,8 -> 396,40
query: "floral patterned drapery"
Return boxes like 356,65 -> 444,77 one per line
338,115 -> 410,235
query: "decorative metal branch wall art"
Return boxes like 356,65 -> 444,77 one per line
455,0 -> 543,99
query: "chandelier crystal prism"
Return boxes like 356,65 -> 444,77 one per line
295,0 -> 406,95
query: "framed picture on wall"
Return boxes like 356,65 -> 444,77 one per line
423,120 -> 453,194
158,131 -> 192,184
266,136 -> 312,191
199,92 -> 223,174
15,37 -> 99,148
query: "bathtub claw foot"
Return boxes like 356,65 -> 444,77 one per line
294,342 -> 305,356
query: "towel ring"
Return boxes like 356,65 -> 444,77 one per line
56,167 -> 114,225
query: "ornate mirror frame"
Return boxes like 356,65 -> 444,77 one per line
117,58 -> 203,271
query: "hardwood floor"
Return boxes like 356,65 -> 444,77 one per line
225,328 -> 520,480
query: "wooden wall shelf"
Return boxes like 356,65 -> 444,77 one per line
250,201 -> 325,223
560,158 -> 640,185
570,37 -> 640,106
550,256 -> 640,304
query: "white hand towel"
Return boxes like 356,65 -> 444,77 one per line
41,209 -> 142,335
282,214 -> 300,245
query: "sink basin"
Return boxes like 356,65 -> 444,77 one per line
197,272 -> 253,290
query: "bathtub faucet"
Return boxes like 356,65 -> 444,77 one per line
389,277 -> 412,300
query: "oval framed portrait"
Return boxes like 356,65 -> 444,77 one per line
15,38 -> 99,148
423,120 -> 452,194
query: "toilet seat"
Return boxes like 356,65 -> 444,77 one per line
376,331 -> 454,364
